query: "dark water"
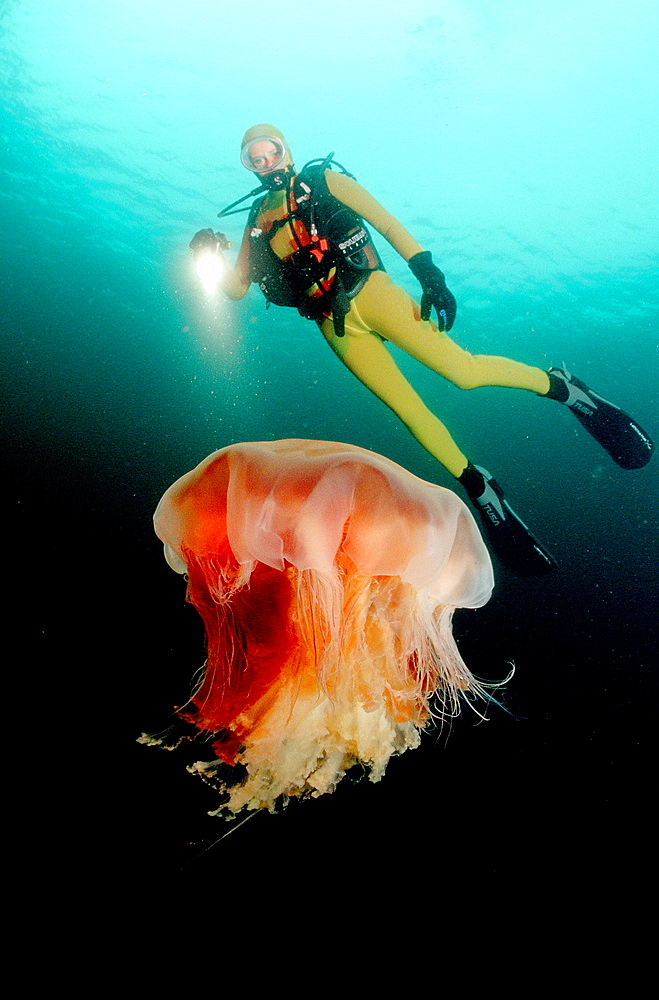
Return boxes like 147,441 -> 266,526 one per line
2,1 -> 657,915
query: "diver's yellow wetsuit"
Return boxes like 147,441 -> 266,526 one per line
198,124 -> 652,575
220,153 -> 550,479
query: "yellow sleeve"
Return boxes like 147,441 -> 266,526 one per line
218,226 -> 251,300
220,268 -> 250,300
325,170 -> 424,262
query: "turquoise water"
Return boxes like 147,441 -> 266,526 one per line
2,1 -> 657,890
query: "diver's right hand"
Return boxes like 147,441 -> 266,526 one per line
189,229 -> 231,253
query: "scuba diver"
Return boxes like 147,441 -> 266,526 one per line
190,124 -> 654,575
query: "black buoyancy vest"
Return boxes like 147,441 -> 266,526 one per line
246,165 -> 383,331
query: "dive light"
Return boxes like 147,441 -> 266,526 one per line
190,229 -> 231,294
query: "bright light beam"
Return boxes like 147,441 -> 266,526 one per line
195,249 -> 225,295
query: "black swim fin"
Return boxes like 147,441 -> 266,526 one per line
547,365 -> 654,470
459,464 -> 557,576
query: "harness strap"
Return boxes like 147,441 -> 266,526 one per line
245,157 -> 377,333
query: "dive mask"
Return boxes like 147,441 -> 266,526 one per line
240,136 -> 287,174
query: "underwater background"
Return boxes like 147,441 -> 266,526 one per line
2,0 -> 657,912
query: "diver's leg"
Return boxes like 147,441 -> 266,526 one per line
322,312 -> 469,477
355,271 -> 551,393
321,308 -> 556,574
358,272 -> 653,469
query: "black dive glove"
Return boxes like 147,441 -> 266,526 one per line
408,251 -> 457,331
189,229 -> 231,253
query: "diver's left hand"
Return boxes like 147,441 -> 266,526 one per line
189,229 -> 231,253
408,251 -> 457,331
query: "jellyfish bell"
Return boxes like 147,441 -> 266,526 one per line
142,439 -> 494,817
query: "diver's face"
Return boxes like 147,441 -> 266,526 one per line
248,140 -> 284,174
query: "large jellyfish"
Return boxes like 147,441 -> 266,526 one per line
141,439 -> 494,817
